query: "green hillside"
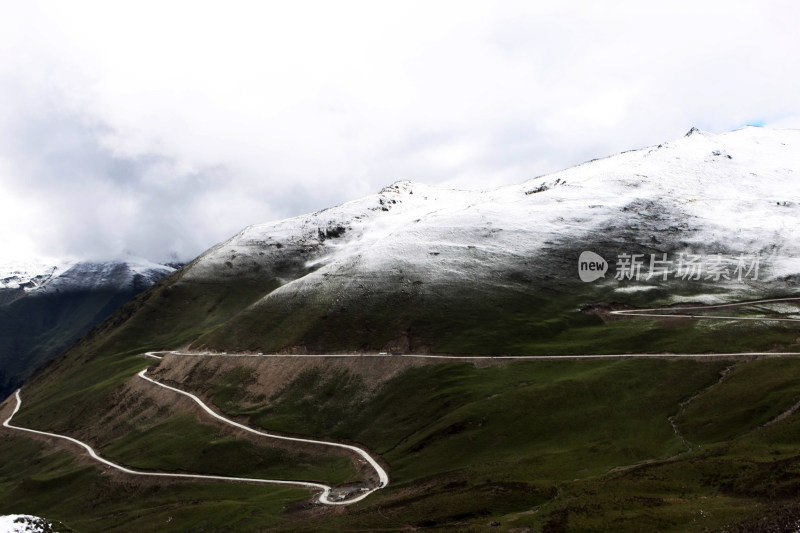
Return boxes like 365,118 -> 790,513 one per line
5,353 -> 800,531
1,229 -> 799,531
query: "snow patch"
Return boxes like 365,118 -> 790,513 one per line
614,285 -> 658,293
0,515 -> 56,533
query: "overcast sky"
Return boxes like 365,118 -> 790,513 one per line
1,1 -> 799,263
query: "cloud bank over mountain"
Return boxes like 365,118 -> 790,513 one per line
1,1 -> 799,262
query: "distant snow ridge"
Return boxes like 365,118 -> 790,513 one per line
0,259 -> 75,290
0,257 -> 174,294
0,515 -> 60,533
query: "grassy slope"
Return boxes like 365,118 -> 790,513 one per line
6,354 -> 800,531
2,256 -> 800,531
6,348 -> 360,488
0,434 -> 309,533
216,357 -> 800,532
101,414 -> 358,484
191,276 -> 800,356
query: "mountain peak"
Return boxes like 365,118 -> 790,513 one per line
380,180 -> 427,195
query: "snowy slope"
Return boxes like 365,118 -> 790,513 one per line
11,126 -> 791,356
183,127 -> 800,301
0,258 -> 76,291
33,258 -> 174,294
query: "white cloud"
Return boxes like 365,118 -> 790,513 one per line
1,0 -> 799,261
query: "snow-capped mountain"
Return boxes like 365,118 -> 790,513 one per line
0,257 -> 172,294
31,126 -> 798,361
104,126 -> 793,356
186,126 -> 800,294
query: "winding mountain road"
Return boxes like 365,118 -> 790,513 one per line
2,354 -> 389,506
140,352 -> 388,504
2,389 -> 340,501
155,300 -> 800,361
4,297 -> 799,506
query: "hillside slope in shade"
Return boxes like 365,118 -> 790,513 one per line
0,259 -> 173,398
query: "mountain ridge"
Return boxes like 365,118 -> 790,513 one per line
29,127 -> 798,363
161,126 -> 799,354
